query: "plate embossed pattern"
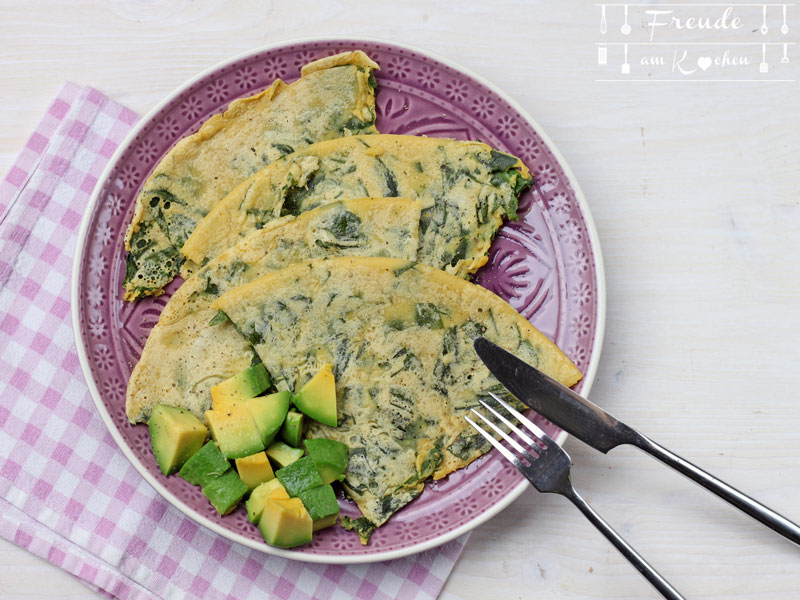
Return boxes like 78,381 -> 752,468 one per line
74,39 -> 603,561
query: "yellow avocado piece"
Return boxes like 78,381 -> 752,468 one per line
247,391 -> 291,446
205,404 -> 265,459
259,477 -> 290,500
210,363 -> 271,410
235,451 -> 275,491
148,404 -> 208,476
293,364 -> 337,427
266,441 -> 305,468
312,514 -> 338,532
258,497 -> 313,548
246,477 -> 289,523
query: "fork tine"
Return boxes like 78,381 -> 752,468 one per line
478,398 -> 538,448
469,408 -> 537,462
464,415 -> 521,464
488,392 -> 548,440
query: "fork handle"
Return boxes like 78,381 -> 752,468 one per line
566,489 -> 686,600
633,434 -> 800,546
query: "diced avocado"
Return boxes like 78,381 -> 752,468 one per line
235,451 -> 275,491
258,497 -> 313,548
304,438 -> 349,484
246,478 -> 289,523
314,513 -> 338,531
210,363 -> 271,410
148,405 -> 208,476
297,484 -> 340,531
311,513 -> 337,532
201,469 -> 248,515
246,391 -> 290,446
275,456 -> 324,497
179,441 -> 230,486
280,410 -> 304,447
266,441 -> 305,468
205,404 -> 265,459
293,364 -> 337,426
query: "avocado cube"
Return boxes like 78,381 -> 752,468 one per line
246,478 -> 289,523
246,391 -> 290,446
304,438 -> 349,484
275,456 -> 324,497
210,363 -> 271,410
235,451 -> 274,491
297,484 -> 340,531
205,404 -> 265,459
179,441 -> 230,486
148,405 -> 208,476
258,497 -> 313,548
292,364 -> 337,426
280,410 -> 304,448
266,441 -> 305,468
201,468 -> 248,515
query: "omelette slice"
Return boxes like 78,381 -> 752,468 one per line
125,198 -> 421,424
212,257 -> 581,529
182,134 -> 532,280
123,50 -> 379,300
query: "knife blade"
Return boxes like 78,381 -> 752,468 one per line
474,336 -> 639,452
473,336 -> 800,546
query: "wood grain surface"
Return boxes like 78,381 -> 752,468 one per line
1,1 -> 798,598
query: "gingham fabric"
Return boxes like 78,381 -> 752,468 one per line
0,83 -> 468,600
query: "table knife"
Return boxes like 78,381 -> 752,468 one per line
474,337 -> 800,546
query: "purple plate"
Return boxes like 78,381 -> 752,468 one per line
72,38 -> 605,563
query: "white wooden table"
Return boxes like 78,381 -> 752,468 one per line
1,1 -> 798,598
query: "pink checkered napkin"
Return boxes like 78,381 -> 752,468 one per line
0,83 -> 468,600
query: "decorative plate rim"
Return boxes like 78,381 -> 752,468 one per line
71,35 -> 606,564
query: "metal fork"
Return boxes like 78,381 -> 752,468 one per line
466,392 -> 685,600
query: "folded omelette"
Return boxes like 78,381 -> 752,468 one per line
123,50 -> 379,300
125,198 -> 421,424
181,134 -> 532,280
213,257 -> 581,531
128,137 -> 531,424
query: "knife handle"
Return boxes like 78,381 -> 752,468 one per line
632,435 -> 800,546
